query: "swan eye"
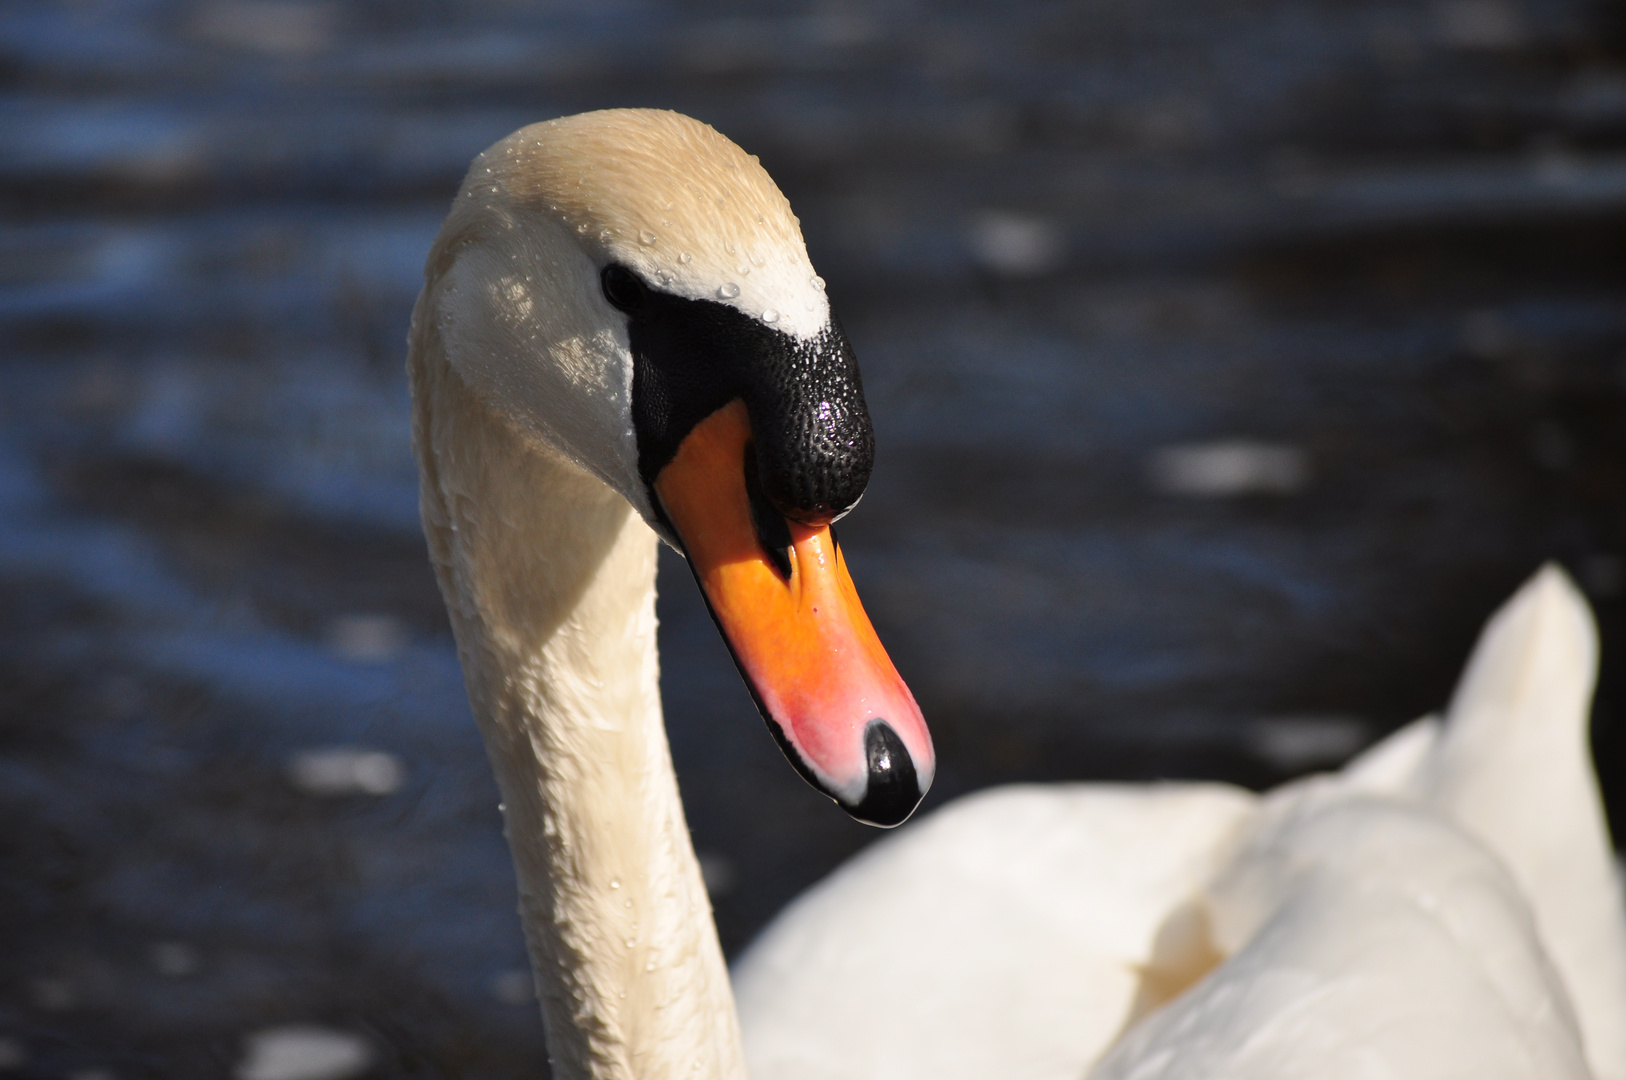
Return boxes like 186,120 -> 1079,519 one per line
601,264 -> 648,312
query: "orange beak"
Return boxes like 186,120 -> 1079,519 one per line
654,400 -> 933,827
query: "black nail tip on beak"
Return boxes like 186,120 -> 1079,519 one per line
843,720 -> 924,828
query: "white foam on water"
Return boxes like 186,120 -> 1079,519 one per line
234,1026 -> 373,1080
287,747 -> 405,796
1148,440 -> 1311,497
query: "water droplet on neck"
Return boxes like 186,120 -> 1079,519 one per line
678,252 -> 692,264
577,223 -> 590,234
639,230 -> 657,245
725,241 -> 736,255
737,265 -> 751,276
599,229 -> 612,242
717,282 -> 740,299
624,938 -> 636,949
609,879 -> 621,889
751,251 -> 766,267
811,275 -> 826,291
762,309 -> 779,323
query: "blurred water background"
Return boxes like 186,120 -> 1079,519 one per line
3,0 -> 1626,1075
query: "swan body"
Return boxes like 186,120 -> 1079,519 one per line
410,107 -> 1626,1080
735,567 -> 1626,1080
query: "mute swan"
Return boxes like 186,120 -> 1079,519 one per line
734,566 -> 1626,1080
408,108 -> 932,1079
410,108 -> 1626,1080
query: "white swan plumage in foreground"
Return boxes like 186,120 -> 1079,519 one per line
735,565 -> 1626,1080
408,107 -> 1626,1080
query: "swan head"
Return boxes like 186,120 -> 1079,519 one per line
422,109 -> 933,827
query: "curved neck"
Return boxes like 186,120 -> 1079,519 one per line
410,316 -> 745,1080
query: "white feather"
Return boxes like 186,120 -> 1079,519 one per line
736,567 -> 1626,1080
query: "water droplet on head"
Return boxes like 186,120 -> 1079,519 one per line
678,252 -> 692,264
625,938 -> 636,949
811,275 -> 826,291
751,251 -> 765,267
599,229 -> 612,242
717,283 -> 740,299
762,309 -> 779,323
609,879 -> 621,889
639,230 -> 657,245
577,223 -> 590,234
725,241 -> 736,255
737,265 -> 750,276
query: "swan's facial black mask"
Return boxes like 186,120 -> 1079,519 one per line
601,263 -> 875,527
605,262 -> 933,828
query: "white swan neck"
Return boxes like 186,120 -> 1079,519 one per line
411,317 -> 745,1080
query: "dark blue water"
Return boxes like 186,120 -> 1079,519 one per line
4,0 -> 1626,1075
